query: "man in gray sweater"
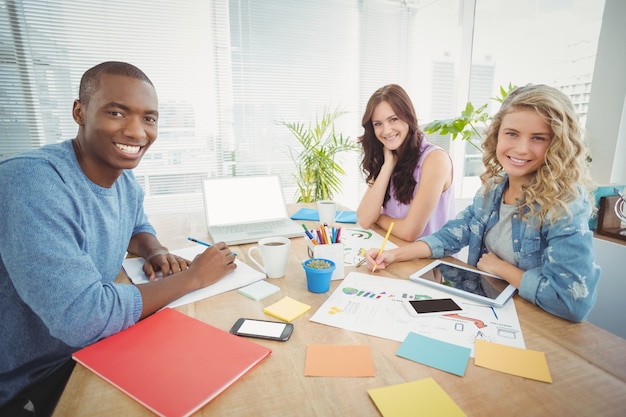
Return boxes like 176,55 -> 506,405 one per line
0,61 -> 237,416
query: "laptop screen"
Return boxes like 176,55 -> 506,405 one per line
202,176 -> 289,226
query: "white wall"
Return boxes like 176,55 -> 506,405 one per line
586,0 -> 626,185
587,238 -> 626,339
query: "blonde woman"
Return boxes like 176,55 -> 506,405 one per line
365,84 -> 600,322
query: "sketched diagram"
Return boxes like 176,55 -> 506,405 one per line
441,308 -> 519,344
341,228 -> 374,264
444,313 -> 487,329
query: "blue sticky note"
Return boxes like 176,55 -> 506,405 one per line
290,208 -> 357,224
238,280 -> 280,301
396,332 -> 471,377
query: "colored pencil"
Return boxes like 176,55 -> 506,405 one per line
371,222 -> 394,272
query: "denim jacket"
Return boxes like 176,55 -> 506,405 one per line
420,176 -> 600,322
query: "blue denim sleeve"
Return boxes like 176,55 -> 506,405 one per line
419,200 -> 477,258
518,196 -> 600,322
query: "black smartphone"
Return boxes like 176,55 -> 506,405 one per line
409,298 -> 462,314
229,318 -> 293,341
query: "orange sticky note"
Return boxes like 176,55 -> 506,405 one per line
474,339 -> 552,383
304,345 -> 375,377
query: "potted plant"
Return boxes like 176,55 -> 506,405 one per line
423,83 -> 517,150
279,106 -> 359,203
302,258 -> 336,293
423,83 -> 593,166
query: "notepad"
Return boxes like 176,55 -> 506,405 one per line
263,296 -> 311,322
368,378 -> 466,417
238,280 -> 280,301
72,308 -> 271,417
123,245 -> 265,308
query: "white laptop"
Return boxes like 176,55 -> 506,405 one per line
202,175 -> 304,245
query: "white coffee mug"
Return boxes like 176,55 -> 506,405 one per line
247,236 -> 291,278
317,200 -> 337,225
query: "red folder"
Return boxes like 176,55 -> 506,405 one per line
73,308 -> 271,417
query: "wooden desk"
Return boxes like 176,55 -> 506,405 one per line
53,208 -> 626,417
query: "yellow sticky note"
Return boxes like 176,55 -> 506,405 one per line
474,339 -> 552,383
368,377 -> 466,417
305,345 -> 375,377
263,296 -> 311,322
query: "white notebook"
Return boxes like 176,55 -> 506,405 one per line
202,175 -> 304,245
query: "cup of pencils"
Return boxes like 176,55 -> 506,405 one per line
302,224 -> 345,280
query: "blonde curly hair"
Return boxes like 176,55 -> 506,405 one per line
480,84 -> 595,226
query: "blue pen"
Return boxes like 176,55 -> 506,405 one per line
301,224 -> 315,240
490,306 -> 499,320
188,237 -> 237,256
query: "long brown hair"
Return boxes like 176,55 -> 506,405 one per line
359,84 -> 424,205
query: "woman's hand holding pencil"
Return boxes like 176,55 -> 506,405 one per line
371,222 -> 394,272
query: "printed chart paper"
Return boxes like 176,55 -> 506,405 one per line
310,272 -> 524,356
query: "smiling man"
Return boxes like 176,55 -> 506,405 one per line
0,62 -> 237,416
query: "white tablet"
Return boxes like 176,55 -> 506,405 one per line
408,260 -> 517,307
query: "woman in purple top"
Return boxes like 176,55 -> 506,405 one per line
357,84 -> 456,241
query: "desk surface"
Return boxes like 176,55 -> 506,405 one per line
53,207 -> 626,417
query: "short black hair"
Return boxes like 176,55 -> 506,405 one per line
78,61 -> 154,106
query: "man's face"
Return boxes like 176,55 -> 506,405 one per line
73,73 -> 158,184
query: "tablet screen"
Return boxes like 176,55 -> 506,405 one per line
416,263 -> 509,301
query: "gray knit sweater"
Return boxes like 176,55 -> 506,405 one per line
0,140 -> 151,405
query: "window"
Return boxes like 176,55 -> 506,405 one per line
460,0 -> 606,196
0,0 -> 606,215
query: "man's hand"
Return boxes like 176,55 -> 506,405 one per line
142,249 -> 192,281
136,241 -> 237,319
186,242 -> 237,289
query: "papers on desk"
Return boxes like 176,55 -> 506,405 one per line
310,272 -> 525,357
123,246 -> 265,308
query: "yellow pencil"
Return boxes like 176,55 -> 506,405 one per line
372,222 -> 394,272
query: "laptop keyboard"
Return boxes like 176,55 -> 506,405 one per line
211,219 -> 292,234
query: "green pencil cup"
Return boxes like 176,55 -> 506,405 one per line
303,258 -> 336,293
